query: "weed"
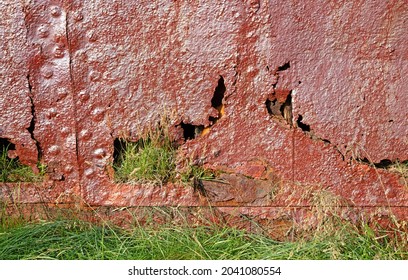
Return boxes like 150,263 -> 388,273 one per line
0,144 -> 45,183
113,127 -> 177,185
113,121 -> 218,187
388,161 -> 408,187
179,164 -> 217,184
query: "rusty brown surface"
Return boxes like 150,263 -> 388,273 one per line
24,0 -> 80,202
0,1 -> 407,222
0,1 -> 38,168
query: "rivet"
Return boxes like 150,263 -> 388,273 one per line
42,69 -> 54,79
60,127 -> 70,137
53,34 -> 64,44
92,108 -> 105,122
87,30 -> 97,42
47,108 -> 58,119
38,24 -> 49,38
50,6 -> 62,17
93,148 -> 106,159
89,71 -> 101,82
248,0 -> 260,12
64,165 -> 74,174
56,87 -> 68,100
79,129 -> 92,140
48,145 -> 60,155
54,45 -> 65,58
74,12 -> 84,22
84,168 -> 94,177
78,90 -> 90,102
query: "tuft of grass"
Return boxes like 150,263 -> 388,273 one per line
388,161 -> 408,187
114,127 -> 177,185
113,124 -> 217,186
0,145 -> 45,183
180,164 -> 217,184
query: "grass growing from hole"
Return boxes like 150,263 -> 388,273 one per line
388,161 -> 408,187
180,164 -> 217,184
0,145 -> 45,183
0,216 -> 407,260
114,127 -> 177,185
113,125 -> 217,186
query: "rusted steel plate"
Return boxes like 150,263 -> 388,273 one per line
0,1 -> 38,169
286,0 -> 408,163
24,1 -> 80,201
67,0 -> 241,204
1,1 -> 80,203
0,1 -> 407,215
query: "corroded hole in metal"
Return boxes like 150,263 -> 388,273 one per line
0,138 -> 44,183
112,137 -> 133,182
277,61 -> 290,71
265,99 -> 277,115
265,91 -> 292,126
0,138 -> 16,155
295,114 -> 310,132
265,62 -> 293,126
179,122 -> 203,140
281,92 -> 292,126
113,138 -> 126,165
179,76 -> 226,140
358,158 -> 408,169
211,76 -> 225,111
208,76 -> 226,126
112,131 -> 219,188
112,122 -> 182,184
112,135 -> 175,184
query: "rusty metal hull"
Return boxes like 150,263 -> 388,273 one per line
1,1 -> 407,221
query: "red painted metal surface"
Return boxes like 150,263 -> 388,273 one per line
0,0 -> 407,221
0,2 -> 38,169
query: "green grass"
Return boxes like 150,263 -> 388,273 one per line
114,127 -> 177,185
3,130 -> 408,260
0,215 -> 407,260
389,161 -> 408,188
113,125 -> 216,186
180,163 -> 217,183
0,144 -> 45,183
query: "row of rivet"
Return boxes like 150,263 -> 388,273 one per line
36,5 -> 76,176
36,5 -> 108,179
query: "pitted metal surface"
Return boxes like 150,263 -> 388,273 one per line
0,1 -> 407,218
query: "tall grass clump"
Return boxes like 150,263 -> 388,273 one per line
388,160 -> 408,187
113,120 -> 217,186
0,144 -> 45,183
114,126 -> 177,185
180,163 -> 217,183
